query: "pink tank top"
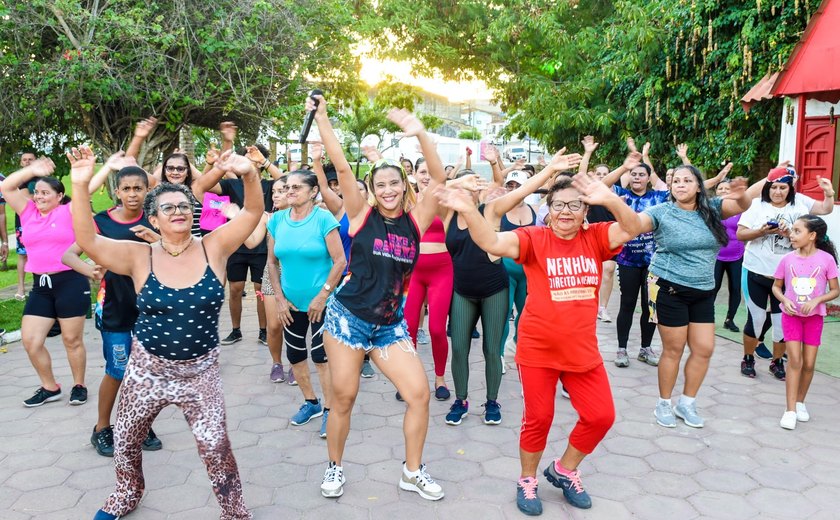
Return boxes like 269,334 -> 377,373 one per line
20,200 -> 76,273
421,216 -> 445,244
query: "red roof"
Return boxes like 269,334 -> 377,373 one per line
740,72 -> 781,113
773,0 -> 840,102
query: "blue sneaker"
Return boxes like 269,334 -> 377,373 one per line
434,386 -> 451,401
516,477 -> 543,516
471,327 -> 480,339
291,400 -> 323,426
319,409 -> 329,438
483,400 -> 502,425
445,399 -> 469,425
654,400 -> 677,428
93,509 -> 119,520
543,462 -> 592,509
674,401 -> 705,428
755,341 -> 772,359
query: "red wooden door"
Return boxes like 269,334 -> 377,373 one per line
797,116 -> 836,201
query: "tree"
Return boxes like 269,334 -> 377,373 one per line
362,0 -> 819,176
458,128 -> 482,140
0,0 -> 359,171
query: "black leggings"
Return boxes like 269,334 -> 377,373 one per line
284,310 -> 326,365
714,259 -> 742,321
616,264 -> 656,350
743,271 -> 782,342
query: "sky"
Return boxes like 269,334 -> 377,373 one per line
358,54 -> 494,103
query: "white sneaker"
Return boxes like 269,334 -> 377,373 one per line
321,462 -> 345,498
795,402 -> 810,422
399,463 -> 444,501
780,411 -> 797,430
598,306 -> 612,322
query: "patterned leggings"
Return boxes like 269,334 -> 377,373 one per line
101,342 -> 251,520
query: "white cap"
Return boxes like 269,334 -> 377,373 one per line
504,170 -> 529,186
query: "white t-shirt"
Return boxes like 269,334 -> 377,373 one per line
740,193 -> 815,276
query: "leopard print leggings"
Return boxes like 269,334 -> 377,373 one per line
101,341 -> 251,519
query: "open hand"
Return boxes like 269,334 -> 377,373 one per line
626,137 -> 638,153
275,295 -> 295,328
308,294 -> 327,323
66,146 -> 95,183
484,145 -> 499,163
134,117 -> 158,139
547,148 -> 582,171
220,121 -> 238,143
572,171 -> 617,206
361,145 -> 382,163
622,151 -> 643,171
205,143 -> 220,166
104,151 -> 137,172
387,108 -> 425,137
130,225 -> 160,243
27,157 -> 57,177
676,143 -> 689,159
434,185 -> 478,213
245,145 -> 267,166
581,136 -> 599,154
217,150 -> 255,177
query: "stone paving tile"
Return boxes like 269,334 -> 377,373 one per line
3,293 -> 840,518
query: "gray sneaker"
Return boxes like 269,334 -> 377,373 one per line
360,360 -> 375,378
674,401 -> 705,428
614,349 -> 630,368
399,463 -> 444,501
637,347 -> 660,366
654,400 -> 677,428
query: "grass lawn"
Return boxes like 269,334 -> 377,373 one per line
0,298 -> 26,332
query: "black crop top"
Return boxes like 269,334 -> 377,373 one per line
335,207 -> 420,325
446,206 -> 509,299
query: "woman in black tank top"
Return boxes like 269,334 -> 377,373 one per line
309,95 -> 448,501
69,146 -> 262,520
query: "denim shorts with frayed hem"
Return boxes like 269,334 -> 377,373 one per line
101,330 -> 133,380
324,296 -> 412,352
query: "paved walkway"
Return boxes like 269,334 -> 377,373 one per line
2,291 -> 840,519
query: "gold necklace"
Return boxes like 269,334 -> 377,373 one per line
160,236 -> 194,257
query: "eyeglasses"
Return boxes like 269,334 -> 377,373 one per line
165,165 -> 188,173
549,200 -> 584,212
158,202 -> 194,216
285,184 -> 307,193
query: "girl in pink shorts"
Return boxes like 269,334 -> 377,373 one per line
772,215 -> 839,430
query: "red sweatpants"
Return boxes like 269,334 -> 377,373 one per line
404,251 -> 453,377
518,363 -> 615,454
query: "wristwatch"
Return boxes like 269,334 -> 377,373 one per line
323,283 -> 332,292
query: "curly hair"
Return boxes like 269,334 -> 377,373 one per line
143,182 -> 194,217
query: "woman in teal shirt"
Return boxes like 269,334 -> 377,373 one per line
266,170 -> 346,437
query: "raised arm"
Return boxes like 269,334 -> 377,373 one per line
486,148 -> 581,221
125,117 -> 157,159
1,158 -> 56,214
601,150 -> 642,188
68,146 -> 148,277
810,177 -> 836,216
484,145 -> 504,185
642,142 -> 667,190
676,143 -> 692,166
88,152 -> 139,195
572,172 -> 643,249
310,142 -> 343,216
244,144 -> 282,180
388,108 -> 445,234
203,150 -> 263,259
704,162 -> 733,190
219,121 -> 237,153
435,185 -> 521,259
578,136 -> 598,175
310,94 -> 367,220
720,177 -> 752,218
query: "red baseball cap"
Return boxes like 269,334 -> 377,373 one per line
767,167 -> 794,182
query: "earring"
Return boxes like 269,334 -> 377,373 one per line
582,217 -> 590,230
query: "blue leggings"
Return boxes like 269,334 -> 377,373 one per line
501,257 -> 527,356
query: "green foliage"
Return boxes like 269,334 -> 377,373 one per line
0,0 -> 359,166
363,0 -> 819,176
458,127 -> 482,140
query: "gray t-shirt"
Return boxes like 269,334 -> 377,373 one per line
644,198 -> 724,290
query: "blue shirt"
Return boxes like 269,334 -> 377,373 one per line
644,198 -> 725,290
267,207 -> 339,310
614,187 -> 669,267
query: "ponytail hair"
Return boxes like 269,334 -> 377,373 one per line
671,165 -> 728,247
797,214 -> 838,264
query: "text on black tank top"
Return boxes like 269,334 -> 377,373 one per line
336,207 -> 420,325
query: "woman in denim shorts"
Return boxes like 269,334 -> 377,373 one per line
308,95 -> 448,501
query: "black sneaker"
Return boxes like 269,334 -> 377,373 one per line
395,391 -> 404,402
23,386 -> 62,407
91,426 -> 115,457
142,428 -> 163,451
770,358 -> 786,381
69,384 -> 88,405
47,322 -> 62,338
258,329 -> 267,345
221,329 -> 243,345
723,319 -> 740,332
741,356 -> 756,378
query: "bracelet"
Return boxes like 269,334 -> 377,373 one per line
262,159 -> 271,170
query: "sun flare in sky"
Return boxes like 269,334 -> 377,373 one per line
358,53 -> 493,103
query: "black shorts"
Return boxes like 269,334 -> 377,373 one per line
226,252 -> 267,283
24,270 -> 91,319
649,277 -> 715,327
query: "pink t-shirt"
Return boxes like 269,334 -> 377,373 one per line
774,249 -> 839,317
19,200 -> 76,273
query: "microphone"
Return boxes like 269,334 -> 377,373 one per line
299,89 -> 323,144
